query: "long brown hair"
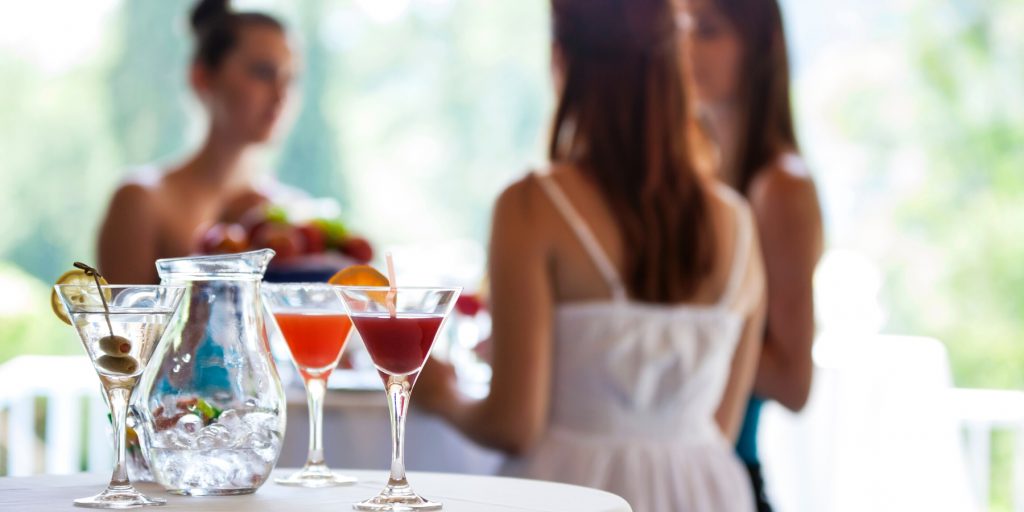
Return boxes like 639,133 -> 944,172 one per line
709,0 -> 798,193
549,0 -> 714,303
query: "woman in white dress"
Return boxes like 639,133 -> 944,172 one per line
414,0 -> 765,510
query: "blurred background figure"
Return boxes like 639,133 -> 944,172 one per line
97,0 -> 297,284
415,0 -> 766,510
686,0 -> 823,509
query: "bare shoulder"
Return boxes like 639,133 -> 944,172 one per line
704,179 -> 752,229
746,153 -> 821,217
105,174 -> 161,222
494,172 -> 543,219
109,181 -> 153,209
746,154 -> 823,256
489,171 -> 556,259
497,164 -> 580,218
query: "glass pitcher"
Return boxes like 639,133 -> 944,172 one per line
136,249 -> 286,496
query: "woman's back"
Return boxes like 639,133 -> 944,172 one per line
534,165 -> 746,305
498,166 -> 763,512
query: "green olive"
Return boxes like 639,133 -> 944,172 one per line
97,355 -> 139,375
98,335 -> 132,357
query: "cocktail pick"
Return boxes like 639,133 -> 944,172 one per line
74,262 -> 114,338
73,262 -> 135,371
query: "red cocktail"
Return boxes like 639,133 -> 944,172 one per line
337,286 -> 460,511
352,314 -> 443,378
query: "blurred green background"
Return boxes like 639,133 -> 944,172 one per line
0,0 -> 1021,507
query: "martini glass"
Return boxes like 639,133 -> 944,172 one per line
262,283 -> 358,487
55,284 -> 186,509
335,286 -> 460,511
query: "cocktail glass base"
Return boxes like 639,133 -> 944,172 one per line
354,481 -> 441,511
74,486 -> 166,509
166,488 -> 257,496
276,464 -> 358,487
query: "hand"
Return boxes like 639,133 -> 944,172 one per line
413,356 -> 459,418
222,191 -> 270,224
473,335 -> 494,364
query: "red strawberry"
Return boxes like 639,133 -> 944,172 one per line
201,223 -> 249,254
455,295 -> 484,317
339,236 -> 374,263
251,222 -> 303,262
297,224 -> 326,254
246,219 -> 270,246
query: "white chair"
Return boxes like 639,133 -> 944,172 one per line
759,335 -> 978,512
0,355 -> 111,475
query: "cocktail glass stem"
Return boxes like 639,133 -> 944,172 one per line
304,377 -> 328,469
353,373 -> 439,509
275,370 -> 357,487
74,380 -> 164,507
106,386 -> 132,491
386,375 -> 412,488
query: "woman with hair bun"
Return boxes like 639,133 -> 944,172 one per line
98,0 -> 297,283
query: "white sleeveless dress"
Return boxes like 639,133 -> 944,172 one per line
501,174 -> 758,512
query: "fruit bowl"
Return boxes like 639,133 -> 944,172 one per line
199,203 -> 375,282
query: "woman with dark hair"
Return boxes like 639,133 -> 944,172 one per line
686,0 -> 825,510
416,0 -> 764,509
98,0 -> 296,283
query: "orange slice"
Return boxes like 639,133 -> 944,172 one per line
51,269 -> 109,325
329,265 -> 389,287
329,265 -> 391,307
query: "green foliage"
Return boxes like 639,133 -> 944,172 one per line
277,0 -> 345,207
894,0 -> 1024,390
823,0 -> 1024,390
814,3 -> 1023,506
107,1 -> 191,164
0,264 -> 79,363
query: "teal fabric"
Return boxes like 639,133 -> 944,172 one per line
735,397 -> 764,464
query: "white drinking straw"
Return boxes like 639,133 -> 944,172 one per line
385,252 -> 397,318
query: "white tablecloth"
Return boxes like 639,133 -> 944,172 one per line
0,470 -> 631,512
281,387 -> 504,475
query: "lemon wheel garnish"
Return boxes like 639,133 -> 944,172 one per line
51,269 -> 109,325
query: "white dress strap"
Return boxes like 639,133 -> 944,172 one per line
534,172 -> 628,302
716,185 -> 755,311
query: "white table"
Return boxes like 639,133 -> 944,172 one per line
281,387 -> 504,475
0,470 -> 632,512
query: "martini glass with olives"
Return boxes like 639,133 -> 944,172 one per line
55,263 -> 185,509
